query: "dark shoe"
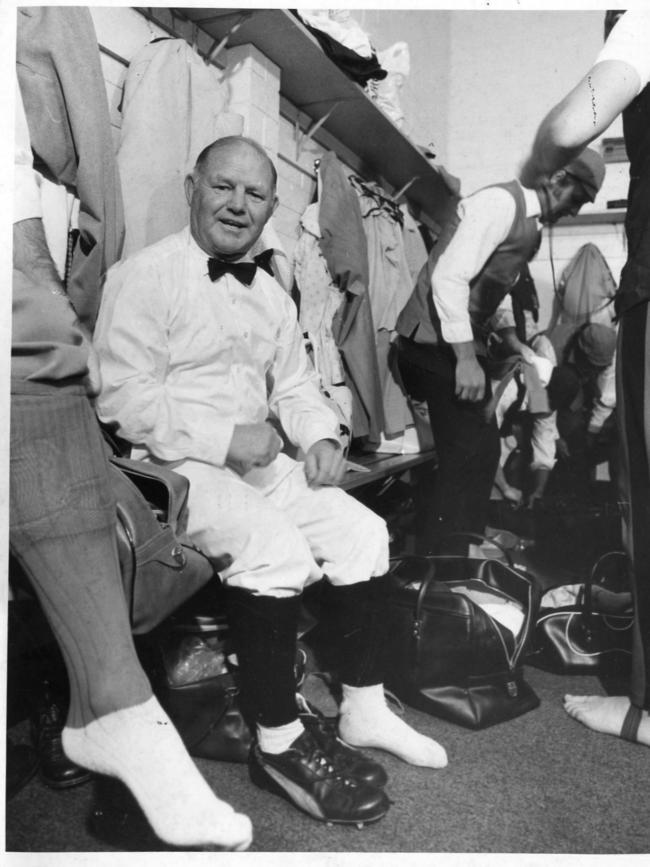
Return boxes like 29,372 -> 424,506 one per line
32,694 -> 92,790
249,729 -> 390,825
6,741 -> 39,800
297,698 -> 388,788
90,777 -> 168,851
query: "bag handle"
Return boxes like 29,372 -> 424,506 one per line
584,550 -> 628,626
388,555 -> 440,641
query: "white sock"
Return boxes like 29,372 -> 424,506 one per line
338,684 -> 448,769
257,718 -> 305,755
62,696 -> 252,850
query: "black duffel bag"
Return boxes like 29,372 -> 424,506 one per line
379,552 -> 542,729
528,550 -> 633,674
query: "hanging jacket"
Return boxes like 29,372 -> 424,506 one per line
317,152 -> 384,442
547,242 -> 616,334
117,37 -> 243,258
16,6 -> 124,331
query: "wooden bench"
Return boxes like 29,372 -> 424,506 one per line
341,448 -> 437,492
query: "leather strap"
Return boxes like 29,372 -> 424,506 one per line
621,703 -> 643,743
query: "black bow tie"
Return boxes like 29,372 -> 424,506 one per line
207,250 -> 274,286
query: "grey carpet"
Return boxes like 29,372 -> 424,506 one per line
6,664 -> 650,854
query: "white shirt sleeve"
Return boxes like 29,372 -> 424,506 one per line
588,353 -> 617,434
595,10 -> 650,94
14,79 -> 42,224
432,187 -> 517,344
530,411 -> 558,472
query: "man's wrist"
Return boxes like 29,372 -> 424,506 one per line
451,341 -> 478,362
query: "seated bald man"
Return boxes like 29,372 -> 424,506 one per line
94,135 -> 448,826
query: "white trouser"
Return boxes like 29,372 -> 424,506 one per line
172,453 -> 389,597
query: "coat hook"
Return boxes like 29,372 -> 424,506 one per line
296,105 -> 338,159
392,176 -> 419,202
206,12 -> 253,64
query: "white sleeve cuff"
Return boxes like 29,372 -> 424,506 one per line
440,320 -> 475,344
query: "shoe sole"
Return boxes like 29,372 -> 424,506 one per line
40,770 -> 93,790
250,758 -> 388,825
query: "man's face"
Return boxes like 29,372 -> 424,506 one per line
541,174 -> 591,225
186,142 -> 278,259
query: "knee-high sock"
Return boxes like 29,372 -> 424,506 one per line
224,587 -> 302,728
10,392 -> 152,724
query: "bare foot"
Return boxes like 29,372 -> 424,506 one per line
563,695 -> 650,746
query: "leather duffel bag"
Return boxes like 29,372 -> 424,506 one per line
378,554 -> 542,729
109,457 -> 217,634
528,550 -> 633,674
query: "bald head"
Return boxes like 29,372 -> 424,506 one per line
194,136 -> 278,190
185,135 -> 278,259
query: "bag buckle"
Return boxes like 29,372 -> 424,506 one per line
171,545 -> 187,568
506,680 -> 518,697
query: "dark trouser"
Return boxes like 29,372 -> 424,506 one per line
397,338 -> 501,552
617,305 -> 650,710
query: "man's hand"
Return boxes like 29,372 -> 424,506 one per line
452,341 -> 485,402
556,437 -> 570,461
226,422 -> 283,475
519,345 -> 537,365
304,439 -> 345,487
455,357 -> 486,402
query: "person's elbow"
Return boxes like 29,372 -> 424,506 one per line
540,104 -> 591,153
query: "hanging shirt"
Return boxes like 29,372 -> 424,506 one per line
94,227 -> 339,472
294,202 -> 346,388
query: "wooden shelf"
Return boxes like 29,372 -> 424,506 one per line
555,210 -> 626,227
166,7 -> 456,230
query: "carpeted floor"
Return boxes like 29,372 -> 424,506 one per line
7,483 -> 647,855
5,661 -> 650,855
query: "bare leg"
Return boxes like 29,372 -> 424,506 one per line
563,695 -> 650,746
